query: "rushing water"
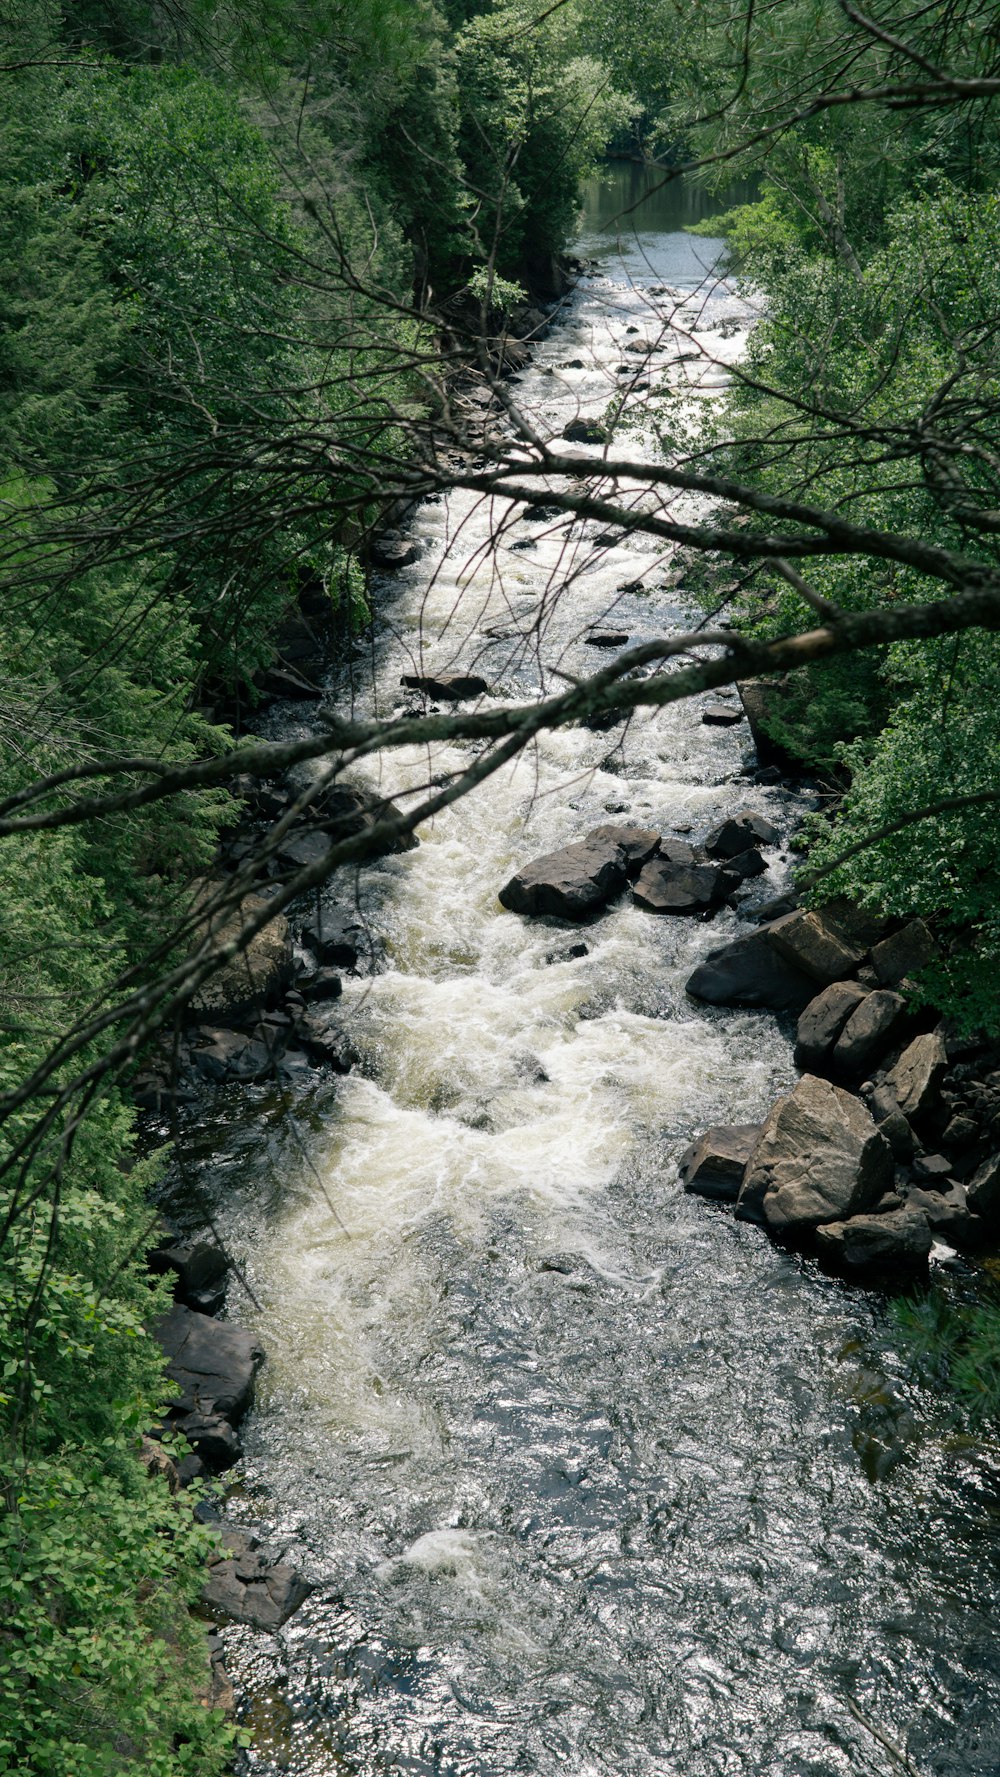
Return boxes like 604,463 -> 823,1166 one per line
176,179 -> 1000,1776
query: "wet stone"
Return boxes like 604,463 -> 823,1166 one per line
679,1125 -> 761,1201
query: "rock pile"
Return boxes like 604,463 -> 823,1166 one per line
681,904 -> 1000,1274
498,809 -> 782,923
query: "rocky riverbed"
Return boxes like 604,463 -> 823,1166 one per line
144,183 -> 1000,1777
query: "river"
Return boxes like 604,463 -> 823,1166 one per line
177,174 -> 1000,1776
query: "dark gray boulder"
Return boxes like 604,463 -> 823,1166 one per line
296,1007 -> 356,1072
832,989 -> 908,1076
704,812 -> 780,857
815,1207 -> 933,1272
175,1411 -> 243,1471
724,847 -> 767,882
371,533 -> 419,570
907,1184 -> 980,1246
585,631 -> 629,649
149,1237 -> 228,1306
189,1029 -> 274,1083
633,858 -> 728,915
188,888 -> 293,1023
794,981 -> 870,1069
562,418 -> 606,443
203,1527 -> 312,1632
686,925 -> 817,1013
702,704 -> 744,727
499,826 -> 658,920
679,1124 -> 761,1201
586,825 -> 661,873
870,919 -> 937,986
300,904 -> 367,970
156,1305 -> 263,1423
400,672 -> 489,699
738,1074 -> 893,1233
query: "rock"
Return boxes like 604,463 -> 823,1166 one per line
149,1236 -> 228,1305
870,919 -> 937,986
794,981 -> 870,1069
303,782 -> 418,855
562,419 -> 607,444
737,1075 -> 893,1232
585,825 -> 660,873
724,847 -> 766,882
203,1527 -> 312,1632
188,887 -> 293,1023
499,828 -> 652,920
300,967 -> 344,1002
704,813 -> 781,857
767,909 -> 866,984
678,1124 -> 760,1201
906,1184 -> 979,1244
189,1028 -> 274,1083
686,925 -> 817,1013
912,1152 -> 952,1182
884,1031 -> 948,1124
277,831 -> 331,872
585,631 -> 629,649
300,904 -> 367,970
176,1411 -> 243,1471
832,990 -> 908,1075
370,533 -> 419,571
156,1305 -> 263,1423
296,1007 -> 356,1071
702,703 -> 745,727
816,1207 -> 933,1272
942,1113 -> 979,1148
633,858 -> 728,915
873,1102 -> 917,1162
400,672 -> 489,700
966,1152 -> 1000,1224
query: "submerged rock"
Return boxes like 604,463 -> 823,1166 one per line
738,1074 -> 893,1233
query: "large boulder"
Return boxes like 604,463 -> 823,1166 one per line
704,812 -> 780,857
870,919 -> 937,986
832,989 -> 908,1076
686,925 -> 817,1013
737,1074 -> 893,1233
736,677 -> 804,772
767,909 -> 866,984
794,981 -> 870,1070
203,1527 -> 312,1632
499,826 -> 658,920
585,825 -> 661,873
815,1207 -> 933,1272
679,1124 -> 761,1201
884,1031 -> 948,1125
156,1305 -> 263,1424
633,858 -> 728,915
188,887 -> 292,1023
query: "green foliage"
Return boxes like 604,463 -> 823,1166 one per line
896,1284 -> 1000,1426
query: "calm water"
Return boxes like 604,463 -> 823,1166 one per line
175,179 -> 1000,1777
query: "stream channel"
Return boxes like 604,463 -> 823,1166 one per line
175,172 -> 1000,1777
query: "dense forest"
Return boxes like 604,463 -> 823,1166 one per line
3,1 -> 1000,1771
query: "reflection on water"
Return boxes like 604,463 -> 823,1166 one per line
175,177 -> 1000,1777
578,163 -> 757,285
